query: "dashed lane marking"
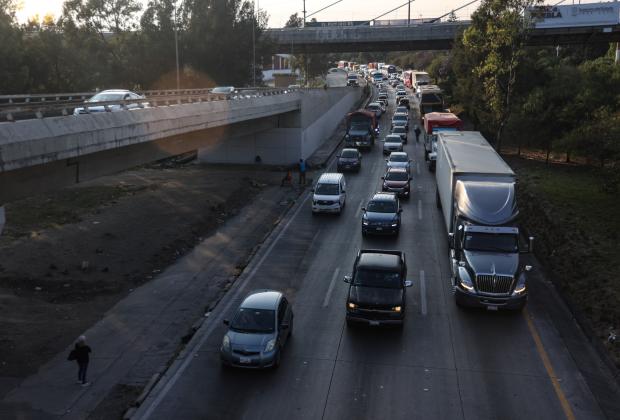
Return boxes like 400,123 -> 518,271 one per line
420,270 -> 427,316
323,268 -> 341,308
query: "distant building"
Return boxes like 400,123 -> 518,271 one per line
262,54 -> 300,87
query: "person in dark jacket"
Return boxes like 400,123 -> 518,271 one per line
414,126 -> 422,143
73,336 -> 92,386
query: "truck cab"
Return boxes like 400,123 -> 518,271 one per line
344,249 -> 412,326
450,225 -> 532,311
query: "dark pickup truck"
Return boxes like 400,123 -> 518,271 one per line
344,249 -> 412,326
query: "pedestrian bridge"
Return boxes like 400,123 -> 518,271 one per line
266,21 -> 620,53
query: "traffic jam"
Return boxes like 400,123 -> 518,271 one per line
221,62 -> 534,369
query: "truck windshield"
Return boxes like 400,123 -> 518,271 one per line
354,269 -> 401,289
350,123 -> 368,131
464,233 -> 518,253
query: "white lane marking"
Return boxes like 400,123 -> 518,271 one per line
356,202 -> 363,217
323,268 -> 341,307
420,270 -> 427,316
140,193 -> 311,419
418,199 -> 423,220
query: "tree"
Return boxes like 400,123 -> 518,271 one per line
62,0 -> 143,34
447,11 -> 458,22
459,0 -> 540,151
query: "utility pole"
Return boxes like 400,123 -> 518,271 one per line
408,0 -> 411,26
174,1 -> 180,90
303,0 -> 306,27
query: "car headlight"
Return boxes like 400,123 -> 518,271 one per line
392,306 -> 402,312
391,222 -> 398,227
513,272 -> 527,295
222,335 -> 230,351
362,219 -> 369,226
348,302 -> 357,309
345,134 -> 350,138
457,266 -> 475,292
264,338 -> 276,352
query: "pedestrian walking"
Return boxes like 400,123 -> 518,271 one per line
298,159 -> 307,185
414,126 -> 421,143
68,335 -> 91,386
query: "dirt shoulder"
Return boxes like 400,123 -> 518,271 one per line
507,155 -> 620,370
0,161 -> 297,394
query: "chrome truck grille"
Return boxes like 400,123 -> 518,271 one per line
476,275 -> 513,294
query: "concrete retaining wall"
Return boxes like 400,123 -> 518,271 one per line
0,94 -> 301,173
199,87 -> 362,165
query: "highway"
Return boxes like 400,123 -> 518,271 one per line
135,86 -> 610,420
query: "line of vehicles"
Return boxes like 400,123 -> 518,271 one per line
219,74 -> 534,370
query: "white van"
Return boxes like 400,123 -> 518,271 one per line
312,173 -> 346,214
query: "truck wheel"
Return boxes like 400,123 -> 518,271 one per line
436,189 -> 442,209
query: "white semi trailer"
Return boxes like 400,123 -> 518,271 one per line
435,131 -> 534,311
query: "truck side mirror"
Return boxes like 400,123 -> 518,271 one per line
528,236 -> 535,253
448,233 -> 455,249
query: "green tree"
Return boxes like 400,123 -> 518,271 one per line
459,0 -> 540,151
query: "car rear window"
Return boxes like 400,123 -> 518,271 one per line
341,150 -> 358,158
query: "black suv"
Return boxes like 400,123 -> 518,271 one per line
344,250 -> 412,326
362,193 -> 402,236
337,148 -> 362,172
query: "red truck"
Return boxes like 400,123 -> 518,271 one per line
423,112 -> 463,171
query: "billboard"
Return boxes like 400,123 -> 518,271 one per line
528,2 -> 620,28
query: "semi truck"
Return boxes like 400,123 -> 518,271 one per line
423,112 -> 463,170
344,110 -> 378,149
435,131 -> 534,311
418,85 -> 444,116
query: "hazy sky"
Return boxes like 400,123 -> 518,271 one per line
14,0 -> 580,26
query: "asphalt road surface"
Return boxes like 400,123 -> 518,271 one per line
135,85 -> 613,420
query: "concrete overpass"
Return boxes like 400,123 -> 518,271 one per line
265,22 -> 620,53
0,87 -> 363,204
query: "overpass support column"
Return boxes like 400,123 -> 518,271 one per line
616,42 -> 620,64
0,206 -> 5,236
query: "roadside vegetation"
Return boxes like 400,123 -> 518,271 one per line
424,0 -> 620,367
0,0 -> 271,93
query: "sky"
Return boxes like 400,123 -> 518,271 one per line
14,0 -> 586,26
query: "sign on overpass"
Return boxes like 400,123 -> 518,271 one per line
528,2 -> 620,28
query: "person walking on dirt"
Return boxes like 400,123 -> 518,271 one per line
414,126 -> 421,143
68,336 -> 92,386
298,159 -> 307,185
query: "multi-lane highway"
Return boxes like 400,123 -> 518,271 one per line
135,85 -> 614,420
